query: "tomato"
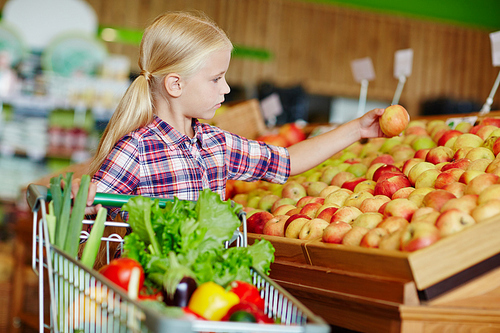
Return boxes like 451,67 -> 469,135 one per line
229,281 -> 265,311
98,258 -> 145,292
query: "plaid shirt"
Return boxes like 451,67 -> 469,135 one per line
93,116 -> 290,218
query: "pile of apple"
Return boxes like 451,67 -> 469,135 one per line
227,105 -> 500,252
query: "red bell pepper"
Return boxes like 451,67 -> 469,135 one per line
228,280 -> 265,311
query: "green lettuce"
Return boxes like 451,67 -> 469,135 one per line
121,189 -> 275,293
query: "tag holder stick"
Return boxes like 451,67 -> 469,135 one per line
357,79 -> 369,117
392,75 -> 407,106
479,69 -> 500,115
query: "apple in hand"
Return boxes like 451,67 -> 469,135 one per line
263,215 -> 290,237
435,209 -> 475,237
400,222 -> 441,252
322,221 -> 353,244
299,218 -> 330,240
247,211 -> 274,234
379,105 -> 410,137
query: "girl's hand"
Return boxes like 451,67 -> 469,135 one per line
358,108 -> 387,139
71,178 -> 102,215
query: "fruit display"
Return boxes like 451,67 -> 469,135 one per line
227,109 -> 500,291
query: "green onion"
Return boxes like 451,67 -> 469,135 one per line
80,206 -> 107,268
64,174 -> 90,258
54,173 -> 73,248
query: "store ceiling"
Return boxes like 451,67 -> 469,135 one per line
304,0 -> 500,31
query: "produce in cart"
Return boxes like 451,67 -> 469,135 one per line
95,189 -> 276,322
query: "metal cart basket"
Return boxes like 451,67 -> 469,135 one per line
27,184 -> 330,333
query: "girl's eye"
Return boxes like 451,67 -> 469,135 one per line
213,76 -> 222,83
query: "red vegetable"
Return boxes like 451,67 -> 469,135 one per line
98,258 -> 145,292
229,281 -> 265,311
138,286 -> 163,301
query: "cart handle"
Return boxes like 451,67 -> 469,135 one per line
26,184 -> 173,212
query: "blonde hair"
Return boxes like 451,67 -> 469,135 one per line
89,11 -> 233,176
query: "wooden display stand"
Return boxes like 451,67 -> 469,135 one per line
249,111 -> 500,332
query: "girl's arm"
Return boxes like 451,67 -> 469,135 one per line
287,108 -> 386,175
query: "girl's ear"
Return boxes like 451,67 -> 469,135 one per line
164,74 -> 182,97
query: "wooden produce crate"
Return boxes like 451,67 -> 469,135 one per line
210,99 -> 267,139
247,233 -> 312,265
294,212 -> 500,301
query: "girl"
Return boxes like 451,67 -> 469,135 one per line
76,11 -> 386,217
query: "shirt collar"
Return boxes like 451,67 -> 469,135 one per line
149,115 -> 205,149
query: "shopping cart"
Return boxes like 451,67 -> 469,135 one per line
27,183 -> 330,333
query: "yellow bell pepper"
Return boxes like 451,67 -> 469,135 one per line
187,281 -> 240,321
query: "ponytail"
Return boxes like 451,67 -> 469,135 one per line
88,74 -> 153,176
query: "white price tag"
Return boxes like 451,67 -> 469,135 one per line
394,48 -> 413,78
490,31 -> 500,67
259,92 -> 283,121
351,57 -> 375,83
446,116 -> 478,129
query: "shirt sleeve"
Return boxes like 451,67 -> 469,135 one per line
224,131 -> 290,184
92,135 -> 141,219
